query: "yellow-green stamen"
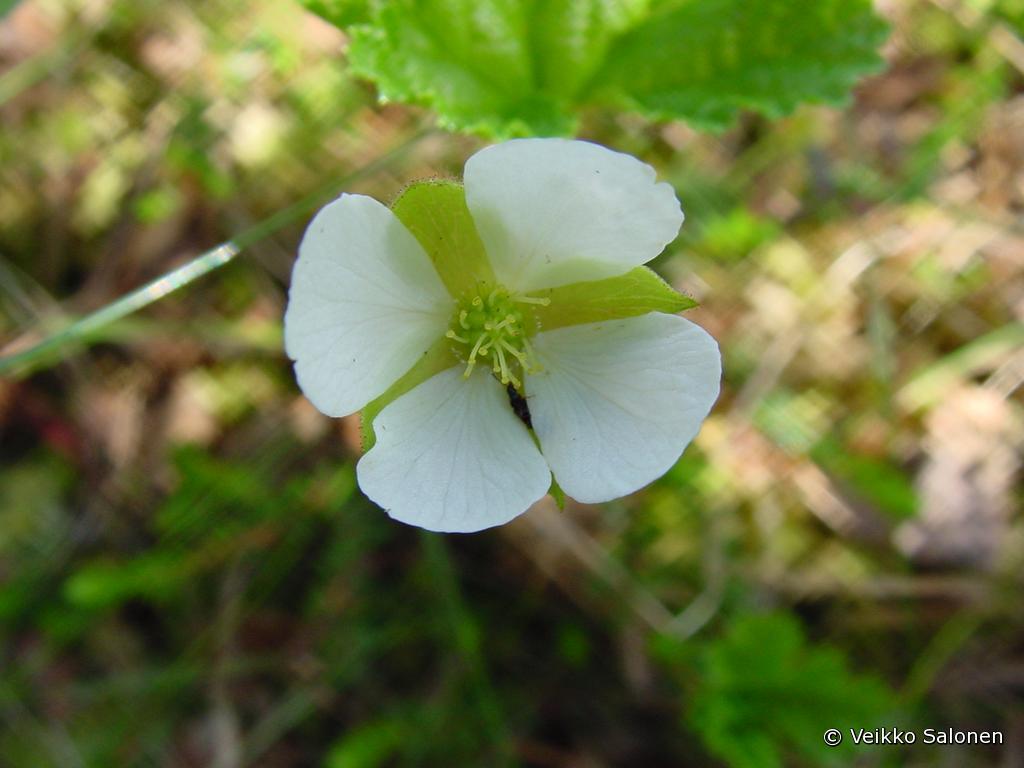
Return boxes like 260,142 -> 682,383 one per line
445,286 -> 549,387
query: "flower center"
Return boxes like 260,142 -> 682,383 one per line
445,287 -> 549,388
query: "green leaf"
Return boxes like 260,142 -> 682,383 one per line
530,266 -> 696,331
347,0 -> 571,137
322,0 -> 887,137
64,555 -> 186,610
361,338 -> 458,452
344,0 -> 652,136
524,0 -> 652,99
324,719 -> 405,768
301,0 -> 371,26
811,437 -> 919,521
390,180 -> 495,298
593,0 -> 889,131
699,207 -> 781,261
682,613 -> 894,768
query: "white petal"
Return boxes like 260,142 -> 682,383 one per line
356,367 -> 551,533
284,194 -> 452,417
463,139 -> 684,292
527,314 -> 720,503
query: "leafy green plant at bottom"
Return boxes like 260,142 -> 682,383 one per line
656,612 -> 895,768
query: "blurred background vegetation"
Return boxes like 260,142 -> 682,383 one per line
1,0 -> 1023,765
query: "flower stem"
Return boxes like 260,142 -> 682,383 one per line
0,129 -> 433,378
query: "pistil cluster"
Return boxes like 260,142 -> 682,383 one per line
445,287 -> 548,388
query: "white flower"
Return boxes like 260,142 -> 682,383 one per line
285,139 -> 721,533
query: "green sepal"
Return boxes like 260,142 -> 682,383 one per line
361,337 -> 458,452
529,266 -> 697,332
390,180 -> 496,300
548,475 -> 566,511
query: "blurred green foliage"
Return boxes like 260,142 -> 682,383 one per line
657,613 -> 895,768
